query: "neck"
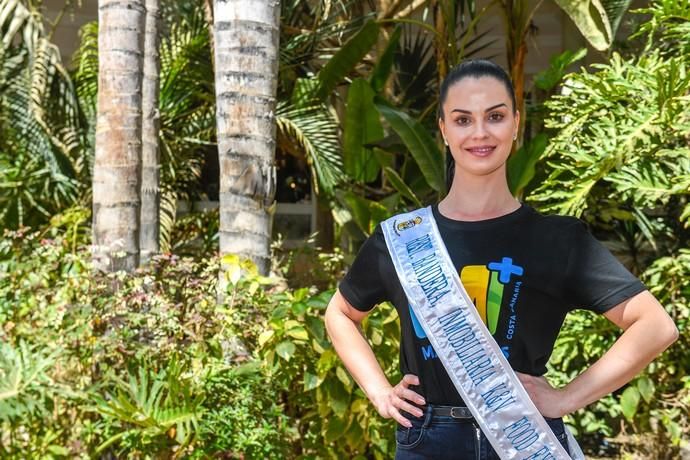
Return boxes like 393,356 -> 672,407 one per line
438,167 -> 519,221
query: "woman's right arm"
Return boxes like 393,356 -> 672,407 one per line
325,289 -> 426,427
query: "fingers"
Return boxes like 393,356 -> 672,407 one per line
386,393 -> 423,427
377,375 -> 426,427
395,395 -> 424,418
401,374 -> 420,387
397,374 -> 425,404
397,386 -> 426,406
388,405 -> 414,428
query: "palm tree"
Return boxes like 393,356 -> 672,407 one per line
140,0 -> 162,265
213,0 -> 281,275
92,0 -> 146,272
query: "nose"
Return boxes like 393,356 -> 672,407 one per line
471,120 -> 489,139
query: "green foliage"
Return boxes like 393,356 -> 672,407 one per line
533,48 -> 588,92
0,0 -> 86,229
0,341 -> 61,422
0,210 -> 400,458
94,360 -> 206,455
0,213 -> 288,457
370,26 -> 402,93
193,363 -> 292,459
552,0 -> 630,51
344,78 -> 384,183
533,56 -> 690,221
375,100 -> 445,194
536,1 -> 690,454
276,100 -> 344,196
507,133 -> 548,197
256,287 -> 401,459
315,20 -> 380,102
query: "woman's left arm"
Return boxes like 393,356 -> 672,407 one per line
519,290 -> 679,418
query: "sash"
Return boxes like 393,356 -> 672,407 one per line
381,206 -> 584,460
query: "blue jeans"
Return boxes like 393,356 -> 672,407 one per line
395,405 -> 570,459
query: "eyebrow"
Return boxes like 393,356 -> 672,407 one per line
451,103 -> 508,114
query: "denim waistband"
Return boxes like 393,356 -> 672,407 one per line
402,404 -> 475,427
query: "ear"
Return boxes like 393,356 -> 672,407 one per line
438,117 -> 447,144
514,110 -> 520,137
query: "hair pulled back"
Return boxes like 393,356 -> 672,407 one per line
439,60 -> 516,193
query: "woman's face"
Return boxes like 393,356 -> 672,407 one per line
438,76 -> 519,180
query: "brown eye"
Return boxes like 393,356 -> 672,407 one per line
456,116 -> 471,125
489,112 -> 504,122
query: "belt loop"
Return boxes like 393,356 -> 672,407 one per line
421,404 -> 433,428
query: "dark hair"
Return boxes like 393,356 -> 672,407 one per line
439,59 -> 516,193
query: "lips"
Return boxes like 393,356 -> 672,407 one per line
465,145 -> 496,157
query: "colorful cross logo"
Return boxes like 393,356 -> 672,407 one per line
487,257 -> 524,284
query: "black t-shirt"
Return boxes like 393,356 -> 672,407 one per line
338,203 -> 646,406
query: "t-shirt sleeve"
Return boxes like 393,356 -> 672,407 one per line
562,220 -> 647,313
338,224 -> 392,312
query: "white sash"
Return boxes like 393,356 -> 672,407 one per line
381,206 -> 584,460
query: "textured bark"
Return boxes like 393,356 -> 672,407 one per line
434,0 -> 449,86
501,0 -> 537,148
204,0 -> 215,67
139,0 -> 161,265
315,196 -> 334,252
93,0 -> 145,272
214,0 -> 280,275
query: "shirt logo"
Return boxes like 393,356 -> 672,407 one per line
411,257 -> 524,360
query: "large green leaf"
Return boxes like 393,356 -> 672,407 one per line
343,78 -> 383,182
375,100 -> 445,193
602,0 -> 635,38
342,191 -> 390,234
553,0 -> 613,51
507,133 -> 548,196
637,376 -> 655,403
620,386 -> 640,421
370,25 -> 401,93
533,48 -> 588,92
316,20 -> 379,101
384,166 -> 422,208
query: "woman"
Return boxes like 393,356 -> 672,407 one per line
324,59 -> 678,459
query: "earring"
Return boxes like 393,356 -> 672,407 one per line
444,139 -> 449,146
513,133 -> 517,141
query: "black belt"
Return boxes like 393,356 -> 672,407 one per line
431,405 -> 473,419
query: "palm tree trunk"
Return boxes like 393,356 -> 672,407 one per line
139,0 -> 161,265
203,0 -> 215,67
213,0 -> 280,276
500,0 -> 541,147
92,0 -> 145,272
434,0 -> 449,85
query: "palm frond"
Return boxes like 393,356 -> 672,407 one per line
94,360 -> 206,452
0,341 -> 59,422
276,101 -> 344,196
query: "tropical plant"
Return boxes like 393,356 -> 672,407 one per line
531,0 -> 690,454
256,286 -> 402,459
94,359 -> 206,456
496,0 -> 634,143
0,0 -> 86,229
301,7 -> 496,240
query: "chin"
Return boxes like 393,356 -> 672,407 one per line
456,160 -> 508,178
